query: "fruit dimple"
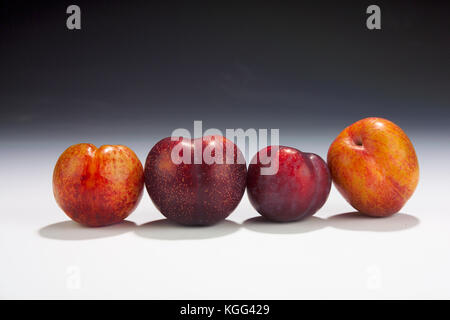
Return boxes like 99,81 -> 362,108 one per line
84,153 -> 98,189
353,136 -> 363,146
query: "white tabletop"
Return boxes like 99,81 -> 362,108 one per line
1,133 -> 448,299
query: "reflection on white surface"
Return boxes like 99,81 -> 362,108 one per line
39,220 -> 136,241
325,212 -> 419,232
243,212 -> 419,234
243,216 -> 325,234
135,219 -> 240,240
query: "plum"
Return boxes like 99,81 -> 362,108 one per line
247,146 -> 331,222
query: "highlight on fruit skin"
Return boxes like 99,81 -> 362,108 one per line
327,117 -> 419,217
53,143 -> 144,227
247,145 -> 332,222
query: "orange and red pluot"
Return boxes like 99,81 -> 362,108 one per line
53,143 -> 144,227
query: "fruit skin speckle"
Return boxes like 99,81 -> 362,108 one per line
144,135 -> 247,226
53,143 -> 144,227
247,146 -> 331,222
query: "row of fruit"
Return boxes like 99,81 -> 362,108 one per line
53,117 -> 419,227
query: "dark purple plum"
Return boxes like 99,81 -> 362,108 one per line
247,146 -> 331,222
144,135 -> 247,226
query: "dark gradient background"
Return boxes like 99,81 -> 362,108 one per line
1,0 -> 449,144
1,0 -> 450,299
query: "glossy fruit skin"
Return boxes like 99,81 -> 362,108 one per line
327,117 -> 419,217
144,135 -> 247,226
247,146 -> 331,222
53,143 -> 144,227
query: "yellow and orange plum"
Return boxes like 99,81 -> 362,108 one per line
327,117 -> 419,217
53,143 -> 144,227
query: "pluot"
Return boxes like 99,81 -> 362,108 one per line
327,117 -> 419,217
53,143 -> 144,227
